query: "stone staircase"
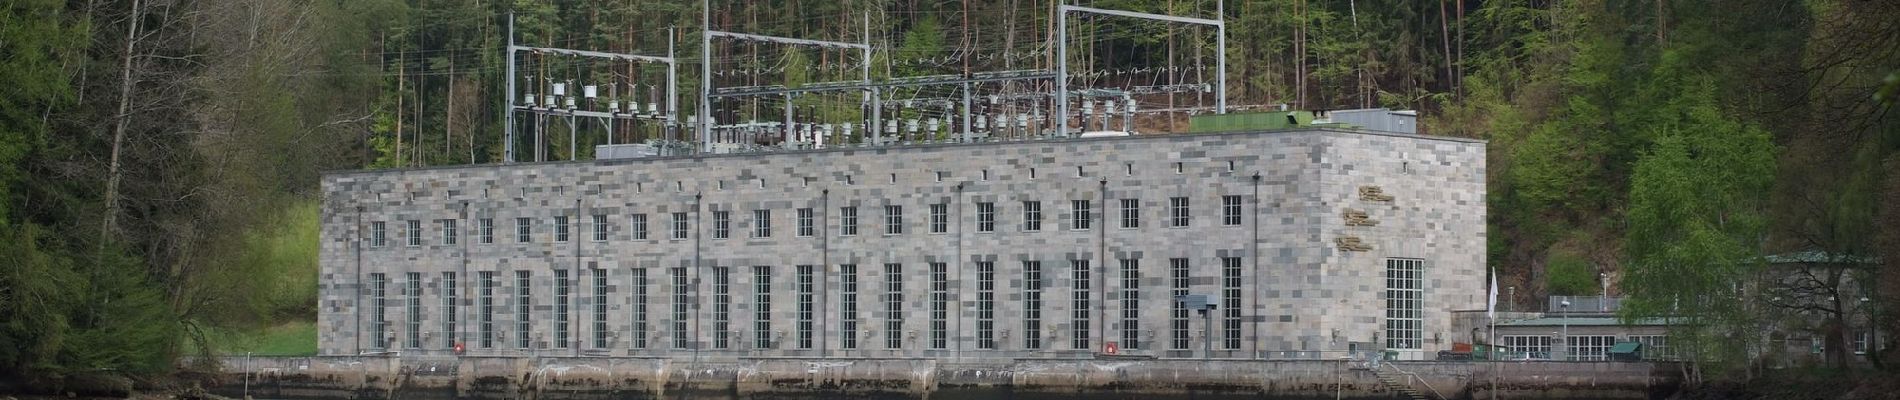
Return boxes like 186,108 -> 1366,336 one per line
1367,366 -> 1430,400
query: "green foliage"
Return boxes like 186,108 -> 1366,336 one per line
1545,250 -> 1597,296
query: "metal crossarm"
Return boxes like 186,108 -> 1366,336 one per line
707,30 -> 871,50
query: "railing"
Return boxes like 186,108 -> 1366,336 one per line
1380,361 -> 1449,400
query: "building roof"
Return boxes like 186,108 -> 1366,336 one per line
1497,316 -> 1679,327
1763,250 -> 1879,265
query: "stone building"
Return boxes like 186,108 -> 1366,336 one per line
317,128 -> 1486,361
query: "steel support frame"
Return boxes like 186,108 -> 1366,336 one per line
1056,3 -> 1226,138
700,12 -> 874,152
505,16 -> 677,163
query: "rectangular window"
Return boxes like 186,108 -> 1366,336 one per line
671,267 -> 689,348
1630,335 -> 1672,361
1071,260 -> 1092,350
1223,257 -> 1243,350
593,269 -> 609,348
1169,197 -> 1190,227
592,214 -> 609,242
796,265 -> 815,349
713,211 -> 730,239
796,208 -> 814,237
929,203 -> 948,234
554,215 -> 570,242
516,217 -> 532,243
1022,201 -> 1042,231
930,262 -> 949,349
754,209 -> 773,238
1120,199 -> 1140,229
1071,200 -> 1092,230
885,263 -> 904,349
406,219 -> 423,246
754,266 -> 773,349
1385,258 -> 1424,350
1170,258 -> 1190,350
369,273 -> 387,349
841,264 -> 860,349
976,202 -> 995,233
712,267 -> 731,349
1119,259 -> 1140,349
406,272 -> 422,348
976,261 -> 995,349
478,218 -> 494,244
479,271 -> 495,348
1501,335 -> 1553,360
1855,331 -> 1871,355
632,268 -> 649,349
631,213 -> 649,240
671,212 -> 689,240
442,272 -> 457,349
371,221 -> 387,247
1566,335 -> 1616,361
516,271 -> 532,349
1222,195 -> 1243,226
840,206 -> 859,236
1023,261 -> 1043,350
885,205 -> 904,235
554,269 -> 570,349
441,219 -> 458,245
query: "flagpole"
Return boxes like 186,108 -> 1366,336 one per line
1490,267 -> 1499,400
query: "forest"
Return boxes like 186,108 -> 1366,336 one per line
1,0 -> 1896,389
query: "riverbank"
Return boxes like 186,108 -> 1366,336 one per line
199,356 -> 1679,399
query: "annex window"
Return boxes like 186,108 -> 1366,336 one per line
976,202 -> 995,233
712,211 -> 730,239
976,261 -> 996,349
754,266 -> 773,349
516,217 -> 532,243
670,212 -> 688,240
440,219 -> 458,245
796,208 -> 814,237
592,214 -> 608,242
441,272 -> 457,349
1119,259 -> 1140,349
1385,258 -> 1424,350
630,213 -> 648,240
1120,199 -> 1140,229
1566,335 -> 1615,361
671,267 -> 689,348
1501,335 -> 1551,359
1022,201 -> 1042,231
478,218 -> 494,244
1222,195 -> 1243,226
753,209 -> 772,238
554,269 -> 570,348
515,271 -> 532,349
712,267 -> 731,349
405,272 -> 422,348
930,262 -> 949,349
371,221 -> 387,247
885,205 -> 904,235
553,216 -> 570,242
1023,261 -> 1043,350
1222,257 -> 1243,349
632,268 -> 649,349
841,264 -> 860,349
479,271 -> 495,348
1071,200 -> 1093,230
1071,260 -> 1092,350
406,220 -> 423,247
369,273 -> 387,348
592,268 -> 609,348
885,263 -> 904,349
840,206 -> 859,236
1169,197 -> 1190,227
1170,258 -> 1190,350
796,265 -> 815,349
1630,335 -> 1672,361
929,203 -> 949,233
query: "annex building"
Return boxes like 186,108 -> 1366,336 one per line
317,128 -> 1486,361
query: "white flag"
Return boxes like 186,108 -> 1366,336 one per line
1487,269 -> 1499,320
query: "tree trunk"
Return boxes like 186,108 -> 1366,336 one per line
102,0 -> 145,248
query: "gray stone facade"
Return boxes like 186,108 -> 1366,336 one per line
318,128 -> 1486,361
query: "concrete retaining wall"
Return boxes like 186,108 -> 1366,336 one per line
208,356 -> 1678,400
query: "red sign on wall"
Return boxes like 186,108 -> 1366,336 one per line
1103,341 -> 1119,355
